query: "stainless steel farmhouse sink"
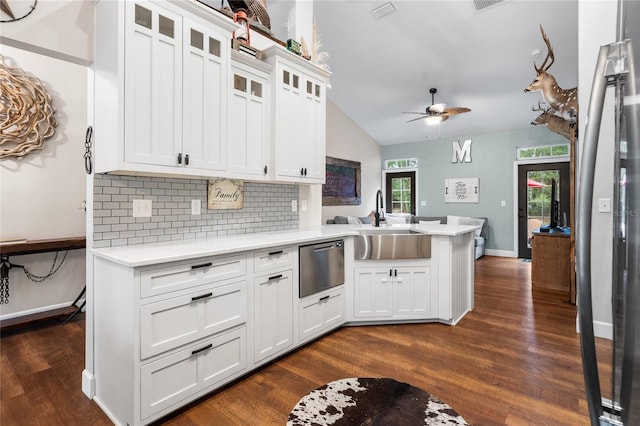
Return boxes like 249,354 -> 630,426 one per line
354,230 -> 432,260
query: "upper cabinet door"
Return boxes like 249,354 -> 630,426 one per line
227,61 -> 270,179
182,17 -> 228,172
124,1 -> 183,167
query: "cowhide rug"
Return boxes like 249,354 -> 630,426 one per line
287,377 -> 469,426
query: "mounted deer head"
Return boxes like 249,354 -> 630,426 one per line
524,25 -> 578,118
531,102 -> 572,140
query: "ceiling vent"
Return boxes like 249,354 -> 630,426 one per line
473,0 -> 509,12
371,2 -> 396,19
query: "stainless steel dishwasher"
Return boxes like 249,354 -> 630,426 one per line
299,240 -> 344,298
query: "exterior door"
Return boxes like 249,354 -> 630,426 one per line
385,171 -> 416,215
517,162 -> 570,258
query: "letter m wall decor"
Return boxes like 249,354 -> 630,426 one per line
451,139 -> 472,163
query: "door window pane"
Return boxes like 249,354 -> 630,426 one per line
190,29 -> 203,50
526,169 -> 560,246
135,4 -> 152,29
234,74 -> 247,92
159,15 -> 174,38
391,177 -> 412,214
209,37 -> 221,57
251,81 -> 262,98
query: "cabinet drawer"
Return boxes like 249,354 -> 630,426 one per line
299,287 -> 345,342
140,327 -> 246,420
253,246 -> 293,274
140,280 -> 246,359
140,254 -> 246,298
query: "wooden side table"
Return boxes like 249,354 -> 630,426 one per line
531,229 -> 571,292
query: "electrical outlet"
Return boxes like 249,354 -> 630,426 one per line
598,198 -> 611,213
421,201 -> 426,207
191,199 -> 201,215
133,199 -> 152,217
300,200 -> 307,212
291,200 -> 298,212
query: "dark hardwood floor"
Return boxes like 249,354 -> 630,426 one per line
0,256 -> 611,425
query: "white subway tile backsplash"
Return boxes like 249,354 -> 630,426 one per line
93,174 -> 299,248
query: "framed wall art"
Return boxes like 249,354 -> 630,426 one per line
445,177 -> 479,203
322,156 -> 361,206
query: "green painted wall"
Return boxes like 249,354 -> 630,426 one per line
381,126 -> 568,253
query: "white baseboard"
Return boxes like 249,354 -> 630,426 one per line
0,301 -> 80,321
593,320 -> 613,340
485,249 -> 517,258
82,369 -> 95,398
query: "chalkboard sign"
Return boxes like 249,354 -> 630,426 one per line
322,156 -> 361,206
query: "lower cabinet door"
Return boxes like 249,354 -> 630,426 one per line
140,327 -> 246,420
299,287 -> 344,341
353,268 -> 393,318
254,270 -> 293,363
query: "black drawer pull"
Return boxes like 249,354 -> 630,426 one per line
191,262 -> 212,270
191,343 -> 213,356
319,295 -> 330,302
268,274 -> 283,281
268,250 -> 283,256
191,292 -> 213,302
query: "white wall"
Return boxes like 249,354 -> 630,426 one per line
321,100 -> 382,224
0,5 -> 91,319
578,1 -> 617,339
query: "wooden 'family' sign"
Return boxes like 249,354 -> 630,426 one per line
208,178 -> 244,209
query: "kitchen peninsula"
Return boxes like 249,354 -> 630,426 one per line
88,223 -> 476,425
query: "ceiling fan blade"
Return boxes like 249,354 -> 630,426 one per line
402,112 -> 428,115
442,107 -> 471,115
439,115 -> 450,123
406,116 -> 428,123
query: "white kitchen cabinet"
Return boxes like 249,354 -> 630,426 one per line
298,286 -> 345,343
263,46 -> 330,183
354,264 -> 434,320
253,270 -> 294,363
227,52 -> 272,179
94,0 -> 235,176
93,253 -> 249,425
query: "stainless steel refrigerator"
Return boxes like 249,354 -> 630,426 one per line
578,0 -> 640,425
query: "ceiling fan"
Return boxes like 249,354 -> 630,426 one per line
404,88 -> 471,125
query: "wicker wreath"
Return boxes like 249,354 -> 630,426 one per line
0,54 -> 57,159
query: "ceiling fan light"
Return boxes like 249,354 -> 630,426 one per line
425,115 -> 442,126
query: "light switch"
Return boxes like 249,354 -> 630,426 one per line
191,199 -> 201,215
421,201 -> 427,207
501,200 -> 506,207
291,200 -> 298,212
300,200 -> 308,212
598,198 -> 611,213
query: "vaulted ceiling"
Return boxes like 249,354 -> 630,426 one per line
266,0 -> 579,145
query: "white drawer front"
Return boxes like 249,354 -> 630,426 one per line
140,280 -> 246,359
141,327 -> 247,420
299,288 -> 345,341
253,247 -> 293,274
140,254 -> 247,298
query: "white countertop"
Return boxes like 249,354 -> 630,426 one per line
91,223 -> 477,267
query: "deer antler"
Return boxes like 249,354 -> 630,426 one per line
534,24 -> 555,73
532,101 -> 545,112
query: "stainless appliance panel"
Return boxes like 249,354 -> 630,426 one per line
299,240 -> 344,298
354,233 -> 431,260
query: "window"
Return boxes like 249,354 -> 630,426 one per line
385,158 -> 417,169
517,144 -> 569,160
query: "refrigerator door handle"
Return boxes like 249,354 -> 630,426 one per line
577,43 -> 612,426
